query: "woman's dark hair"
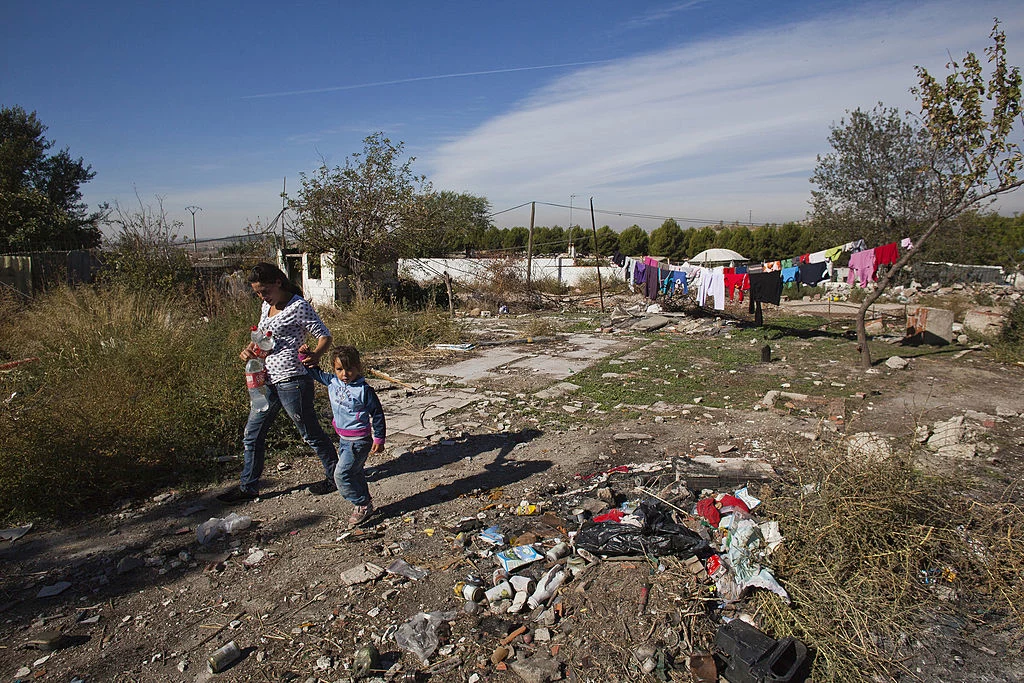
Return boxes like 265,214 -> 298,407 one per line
248,262 -> 303,297
330,345 -> 363,374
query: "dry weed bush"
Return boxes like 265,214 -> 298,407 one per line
316,296 -> 461,353
0,284 -> 253,522
750,446 -> 1023,682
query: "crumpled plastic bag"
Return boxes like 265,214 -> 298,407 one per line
573,500 -> 710,557
717,518 -> 789,603
393,610 -> 456,662
196,513 -> 252,545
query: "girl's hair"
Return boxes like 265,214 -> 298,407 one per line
331,345 -> 363,373
248,262 -> 303,297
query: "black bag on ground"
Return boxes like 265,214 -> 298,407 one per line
573,500 -> 710,557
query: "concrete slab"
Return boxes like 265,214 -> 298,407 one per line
429,349 -> 524,380
507,354 -> 591,379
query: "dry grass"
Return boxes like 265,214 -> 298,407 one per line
316,296 -> 461,353
749,445 -> 1024,682
0,284 -> 253,522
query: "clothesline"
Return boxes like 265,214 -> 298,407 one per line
612,235 -> 914,312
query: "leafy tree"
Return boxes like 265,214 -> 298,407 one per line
292,133 -> 484,289
402,190 -> 491,257
812,22 -> 1024,367
502,226 -> 530,250
811,104 -> 935,248
724,226 -> 754,258
595,225 -> 619,255
567,225 -> 590,255
0,105 -> 102,251
687,226 -> 717,258
649,219 -> 685,259
618,224 -> 648,256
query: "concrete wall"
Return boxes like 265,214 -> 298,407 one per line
399,256 -> 620,288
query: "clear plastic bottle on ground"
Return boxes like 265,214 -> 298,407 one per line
245,327 -> 274,412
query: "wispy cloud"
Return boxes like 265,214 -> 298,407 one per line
243,60 -> 614,100
618,0 -> 707,33
428,1 -> 1024,227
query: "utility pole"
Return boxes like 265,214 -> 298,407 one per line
185,206 -> 202,254
526,202 -> 536,288
280,177 -> 288,252
568,194 -> 576,256
590,197 -> 605,312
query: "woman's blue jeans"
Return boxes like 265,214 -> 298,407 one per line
334,439 -> 372,506
240,376 -> 337,493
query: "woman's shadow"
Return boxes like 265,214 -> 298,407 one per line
368,428 -> 549,519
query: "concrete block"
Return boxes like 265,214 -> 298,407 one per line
963,308 -> 1005,337
847,432 -> 892,461
631,315 -> 671,332
906,307 -> 954,345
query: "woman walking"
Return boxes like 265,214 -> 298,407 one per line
218,262 -> 338,503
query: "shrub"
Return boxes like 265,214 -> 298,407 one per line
0,284 -> 253,522
317,296 -> 461,353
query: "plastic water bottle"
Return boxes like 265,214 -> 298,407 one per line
245,328 -> 274,412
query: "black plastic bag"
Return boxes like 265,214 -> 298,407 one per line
573,500 -> 710,557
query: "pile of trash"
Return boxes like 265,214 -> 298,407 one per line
377,459 -> 809,682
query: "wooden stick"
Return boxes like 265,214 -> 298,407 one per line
369,368 -> 417,391
0,357 -> 39,371
192,611 -> 245,651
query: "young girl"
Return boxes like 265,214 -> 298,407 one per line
308,345 -> 386,526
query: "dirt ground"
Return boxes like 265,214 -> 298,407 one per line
2,309 -> 1023,683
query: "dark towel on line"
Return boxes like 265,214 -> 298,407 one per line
748,271 -> 783,307
798,261 -> 828,286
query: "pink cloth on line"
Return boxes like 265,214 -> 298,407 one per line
848,249 -> 876,287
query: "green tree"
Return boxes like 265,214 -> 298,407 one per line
291,133 -> 431,288
687,226 -> 717,258
502,226 -> 530,250
595,225 -> 619,255
813,22 -> 1024,367
0,105 -> 102,251
402,190 -> 491,257
618,224 -> 649,256
649,218 -> 685,259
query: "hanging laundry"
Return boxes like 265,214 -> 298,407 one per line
612,251 -> 625,267
824,245 -> 844,262
671,270 -> 689,295
901,237 -> 914,250
848,239 -> 868,252
749,271 -> 783,306
724,272 -> 748,301
764,261 -> 782,272
874,242 -> 898,266
697,267 -> 725,310
781,258 -> 793,269
746,263 -> 764,274
798,253 -> 811,264
781,266 -> 800,284
798,261 -> 829,286
735,265 -> 748,274
633,262 -> 647,286
848,249 -> 876,287
645,263 -> 661,300
807,250 -> 829,263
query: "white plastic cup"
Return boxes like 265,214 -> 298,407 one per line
484,581 -> 513,604
509,575 -> 535,595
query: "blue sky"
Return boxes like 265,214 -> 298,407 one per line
4,0 -> 1023,240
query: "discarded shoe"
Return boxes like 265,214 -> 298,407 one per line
308,479 -> 338,495
216,486 -> 258,504
348,502 -> 375,527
